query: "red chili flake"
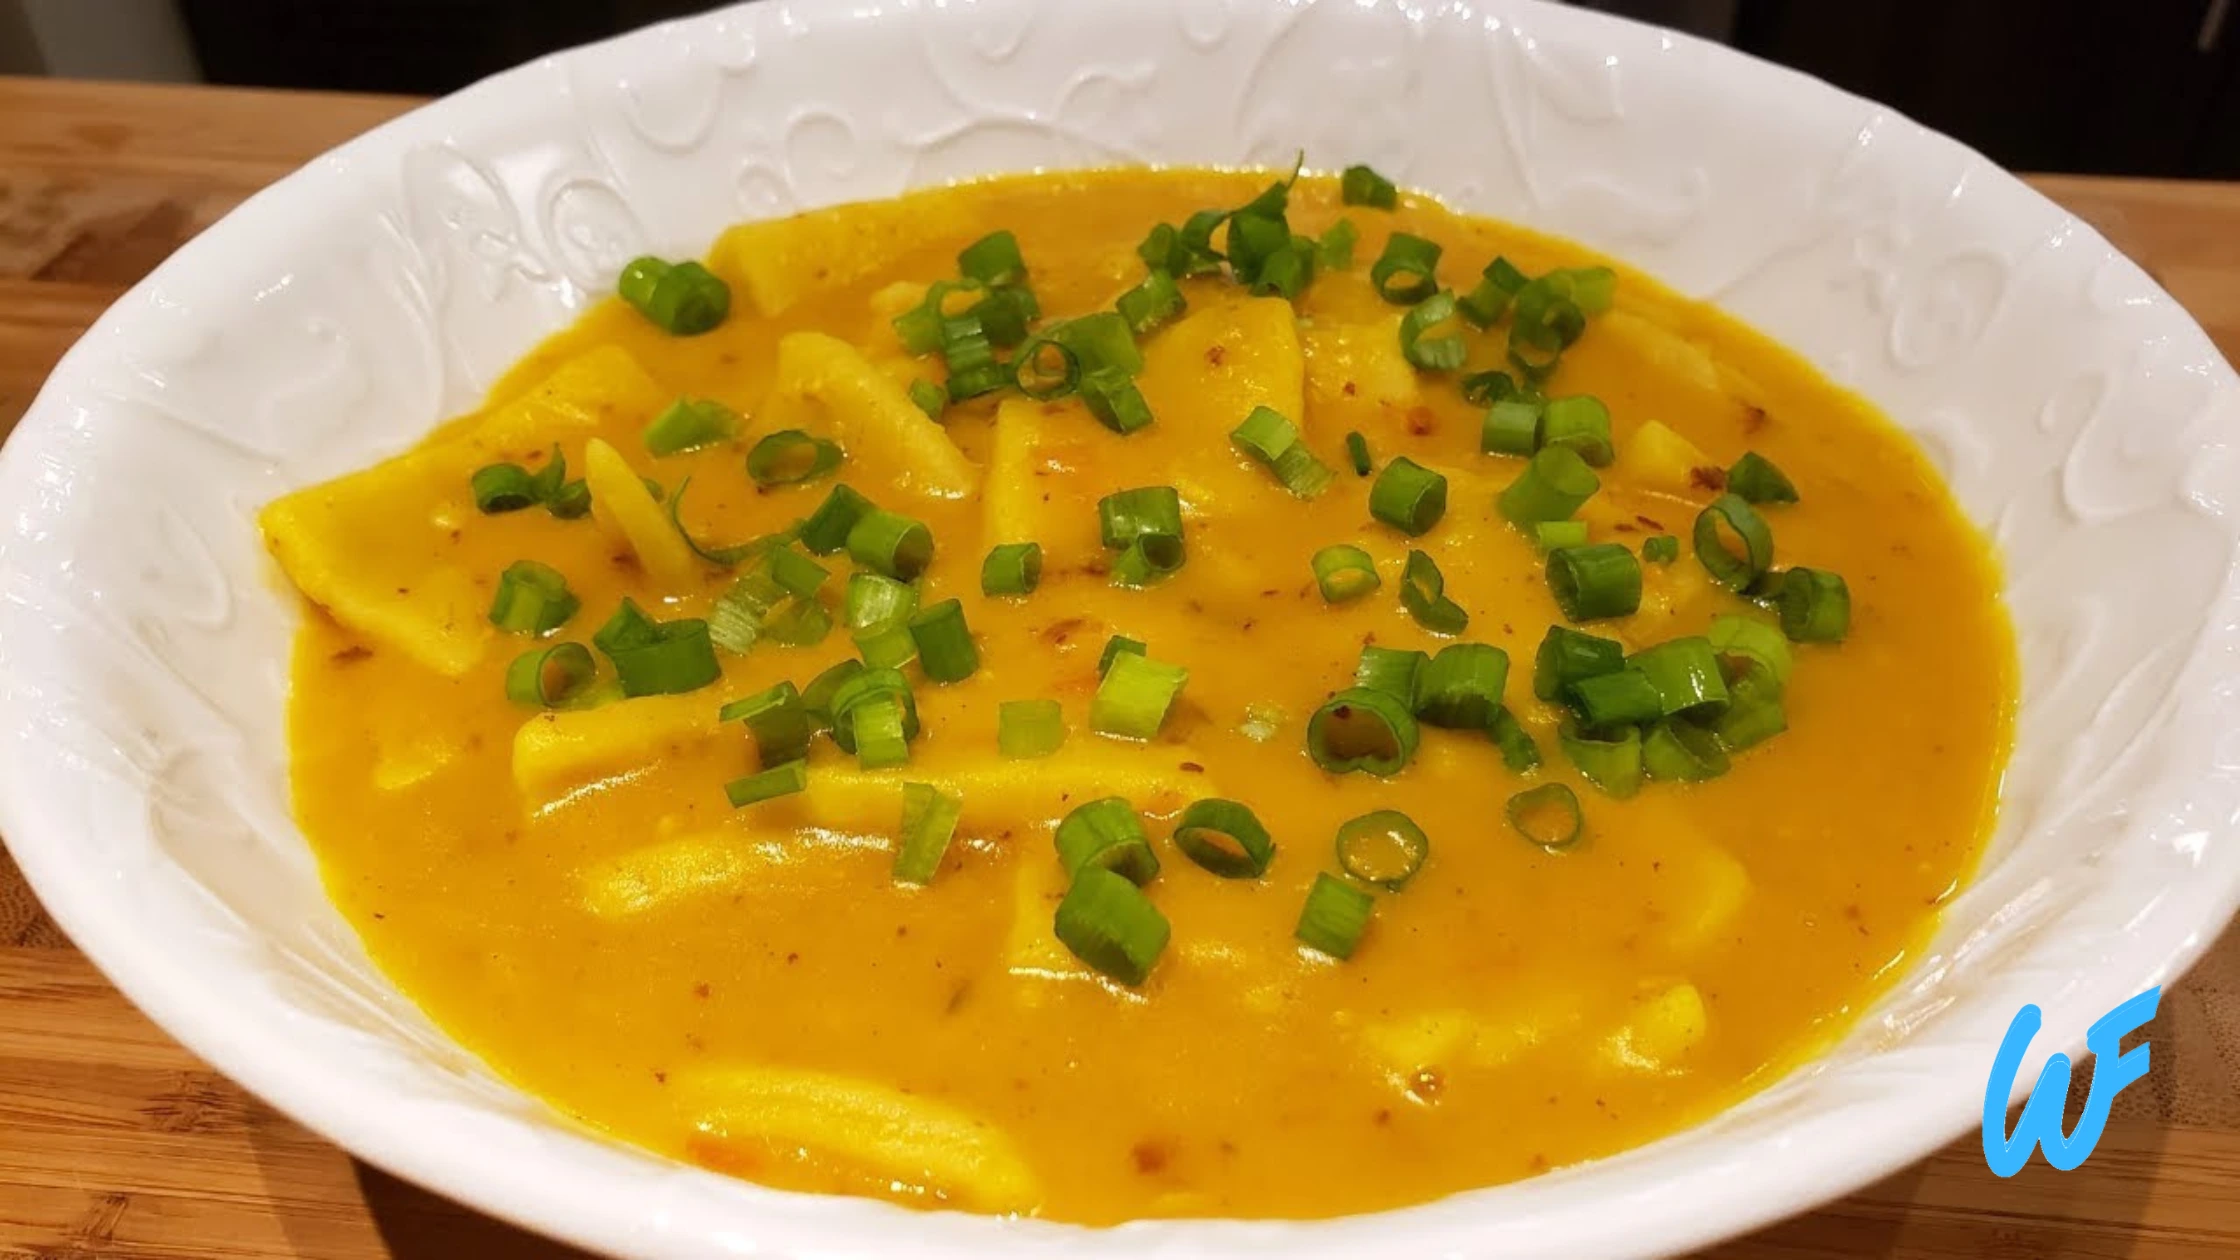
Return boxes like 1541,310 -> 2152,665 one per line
1689,465 -> 1728,492
1741,404 -> 1769,434
1130,1139 -> 1173,1175
1205,344 -> 1228,367
1635,514 -> 1665,531
1406,406 -> 1437,436
1342,381 -> 1359,397
330,644 -> 374,666
1179,761 -> 1205,774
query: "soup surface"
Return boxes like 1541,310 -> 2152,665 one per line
268,168 -> 2013,1222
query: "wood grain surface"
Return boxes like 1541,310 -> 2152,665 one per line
2,74 -> 2237,1259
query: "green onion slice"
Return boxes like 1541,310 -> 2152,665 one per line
1489,705 -> 1541,773
1643,716 -> 1732,782
958,229 -> 1027,288
1399,549 -> 1469,635
504,642 -> 596,708
1728,451 -> 1799,505
1713,655 -> 1788,750
1416,642 -> 1510,730
1117,269 -> 1186,336
825,666 -> 920,755
1630,637 -> 1730,715
1535,521 -> 1589,551
1295,872 -> 1375,961
801,658 -> 865,730
1307,686 -> 1420,777
1558,718 -> 1645,800
1312,544 -> 1380,604
761,597 -> 832,648
1457,256 -> 1529,327
1097,634 -> 1146,677
853,620 -> 919,670
664,475 -> 761,567
1335,809 -> 1430,890
1341,164 -> 1399,209
1533,625 -> 1626,701
1010,334 -> 1081,401
724,759 -> 807,808
1346,431 -> 1372,476
846,508 -> 935,581
592,598 -> 720,697
547,478 -> 592,519
1054,866 -> 1170,987
1091,650 -> 1188,740
1172,799 -> 1275,879
1081,365 -> 1155,435
488,560 -> 579,636
1398,290 -> 1467,371
644,397 -> 740,457
719,680 -> 815,768
1481,399 -> 1542,457
848,695 -> 913,769
1055,796 -> 1160,885
1539,396 -> 1613,467
981,541 -> 1043,597
1460,368 -> 1520,407
471,463 -> 540,513
1642,534 -> 1680,564
1231,406 -> 1333,499
940,311 -> 1009,401
1319,218 -> 1359,270
908,598 -> 979,683
1708,613 -> 1794,683
844,572 -> 918,630
908,378 -> 947,419
1370,457 -> 1448,536
1498,445 -> 1600,526
892,782 -> 964,886
1546,543 -> 1643,622
797,483 -> 875,555
1774,566 -> 1851,643
892,279 -> 975,355
997,697 -> 1066,759
1507,782 -> 1584,851
1569,668 -> 1664,727
1370,232 -> 1442,304
1355,645 -> 1428,709
1693,493 -> 1775,590
618,256 -> 730,336
746,430 -> 843,487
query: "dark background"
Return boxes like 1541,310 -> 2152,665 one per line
24,0 -> 2240,179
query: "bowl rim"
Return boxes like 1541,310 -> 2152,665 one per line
3,0 -> 2238,1257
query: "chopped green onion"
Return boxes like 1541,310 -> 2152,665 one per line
801,658 -> 864,730
643,397 -> 740,457
547,478 -> 592,519
720,680 -> 813,768
1370,457 -> 1448,536
1354,645 -> 1428,709
1055,797 -> 1159,885
1335,810 -> 1430,890
724,759 -> 806,808
1460,368 -> 1520,406
1306,686 -> 1420,776
1539,396 -> 1613,467
1319,218 -> 1359,270
1137,218 -> 1221,280
1415,643 -> 1510,730
1399,290 -> 1467,371
1295,872 -> 1375,960
766,544 -> 828,598
908,378 -> 947,419
891,280 -> 967,356
1713,655 -> 1788,750
1546,543 -> 1642,622
1054,866 -> 1170,987
1504,269 -> 1597,380
1457,256 -> 1529,327
1498,445 -> 1600,526
1053,311 -> 1144,377
958,229 -> 1027,288
1728,451 -> 1799,505
971,285 -> 1040,347
1116,269 -> 1186,336
998,698 -> 1066,759
1643,717 -> 1731,782
1709,613 -> 1794,683
504,642 -> 596,708
1642,534 -> 1680,564
664,475 -> 760,567
1312,544 -> 1380,604
844,572 -> 918,630
1489,706 -> 1541,772
908,598 -> 979,683
746,430 -> 843,487
592,598 -> 720,697
981,542 -> 1043,597
848,695 -> 913,769
471,463 -> 540,513
1370,232 -> 1441,304
1080,365 -> 1156,435
1481,399 -> 1542,456
1507,782 -> 1583,851
1533,625 -> 1626,700
1097,634 -> 1146,677
797,483 -> 875,554
1558,718 -> 1644,799
1345,431 -> 1372,476
1399,549 -> 1469,635
707,568 -> 784,653
1568,668 -> 1664,726
892,782 -> 964,886
525,443 -> 568,504
1098,487 -> 1185,581
1629,637 -> 1730,715
1231,406 -> 1334,499
487,561 -> 578,635
852,620 -> 918,670
846,509 -> 934,582
1341,164 -> 1399,209
1694,493 -> 1775,590
1009,334 -> 1080,401
941,311 -> 1009,401
1773,566 -> 1851,642
617,256 -> 730,335
1091,650 -> 1188,740
827,667 -> 920,755
1172,799 -> 1275,879
761,597 -> 832,647
1535,521 -> 1590,551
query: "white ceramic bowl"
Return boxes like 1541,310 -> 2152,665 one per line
4,1 -> 2238,1256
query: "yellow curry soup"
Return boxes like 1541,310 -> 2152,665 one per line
266,167 -> 2013,1222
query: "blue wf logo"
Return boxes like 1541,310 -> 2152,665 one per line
1981,986 -> 2160,1176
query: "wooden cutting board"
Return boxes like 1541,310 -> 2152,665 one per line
2,74 -> 2238,1260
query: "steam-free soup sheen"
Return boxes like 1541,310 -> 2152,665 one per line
266,169 -> 2012,1222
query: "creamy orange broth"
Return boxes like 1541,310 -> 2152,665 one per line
271,169 -> 2012,1222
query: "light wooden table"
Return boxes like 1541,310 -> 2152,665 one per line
2,75 -> 2238,1260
